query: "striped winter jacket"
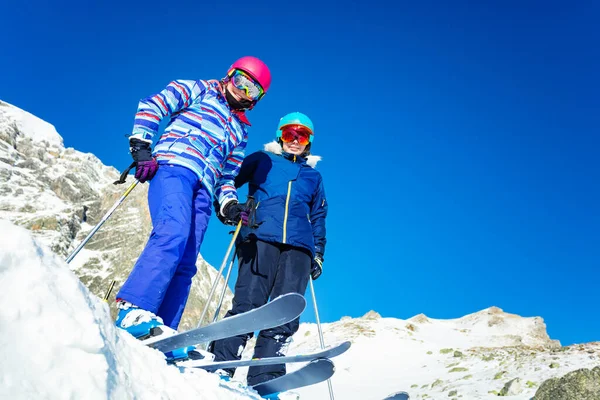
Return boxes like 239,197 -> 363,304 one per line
130,79 -> 250,208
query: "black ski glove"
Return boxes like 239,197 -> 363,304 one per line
311,254 -> 323,280
130,138 -> 158,183
221,201 -> 249,226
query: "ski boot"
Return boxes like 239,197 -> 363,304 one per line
214,369 -> 232,382
116,300 -> 215,363
167,346 -> 215,363
115,300 -> 170,339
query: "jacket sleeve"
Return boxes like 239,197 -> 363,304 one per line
233,151 -> 263,188
212,150 -> 261,216
214,131 -> 248,214
310,174 -> 328,258
129,79 -> 206,143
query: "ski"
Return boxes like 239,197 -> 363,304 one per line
178,341 -> 351,370
144,293 -> 306,353
383,391 -> 410,400
252,358 -> 335,396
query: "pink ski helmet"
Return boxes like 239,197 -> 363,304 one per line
228,56 -> 272,94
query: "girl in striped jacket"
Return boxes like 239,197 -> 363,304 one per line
114,57 -> 271,358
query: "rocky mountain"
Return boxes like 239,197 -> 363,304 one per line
0,100 -> 232,330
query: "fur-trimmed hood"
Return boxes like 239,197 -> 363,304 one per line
263,141 -> 321,168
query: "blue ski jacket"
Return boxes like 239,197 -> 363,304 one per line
234,141 -> 327,258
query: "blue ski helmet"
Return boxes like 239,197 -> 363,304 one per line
276,112 -> 314,143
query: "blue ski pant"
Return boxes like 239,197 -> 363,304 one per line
210,238 -> 311,386
116,165 -> 211,329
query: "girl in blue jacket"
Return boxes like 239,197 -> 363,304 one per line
210,112 -> 328,387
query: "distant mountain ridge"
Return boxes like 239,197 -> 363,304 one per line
279,310 -> 598,399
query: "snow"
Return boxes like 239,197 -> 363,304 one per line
282,317 -> 599,399
0,219 -> 262,400
0,100 -> 63,147
1,223 -> 599,400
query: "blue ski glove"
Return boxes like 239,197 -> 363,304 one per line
311,254 -> 323,280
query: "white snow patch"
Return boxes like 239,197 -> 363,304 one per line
0,100 -> 64,146
0,219 -> 261,400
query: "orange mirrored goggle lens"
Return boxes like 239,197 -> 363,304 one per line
280,127 -> 312,145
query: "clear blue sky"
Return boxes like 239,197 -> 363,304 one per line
1,1 -> 598,346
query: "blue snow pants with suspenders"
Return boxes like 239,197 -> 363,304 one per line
116,165 -> 212,329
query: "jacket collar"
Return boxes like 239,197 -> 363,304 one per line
263,141 -> 321,168
233,110 -> 251,126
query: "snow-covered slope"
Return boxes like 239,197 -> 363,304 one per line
239,311 -> 598,399
2,218 -> 596,400
0,219 -> 258,400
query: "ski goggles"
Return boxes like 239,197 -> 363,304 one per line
229,69 -> 264,101
280,125 -> 313,146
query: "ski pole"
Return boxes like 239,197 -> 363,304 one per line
208,196 -> 255,323
196,220 -> 243,329
103,280 -> 116,302
66,179 -> 139,264
199,252 -> 236,351
309,277 -> 336,400
212,253 -> 235,323
67,161 -> 138,304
